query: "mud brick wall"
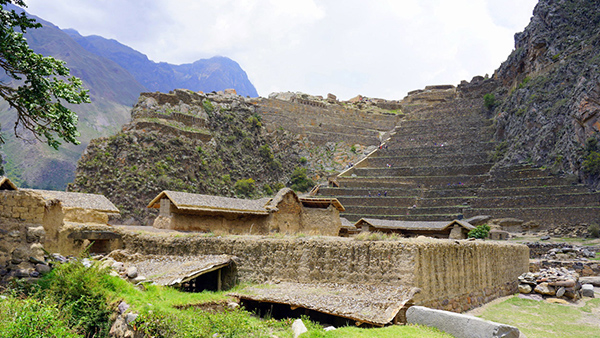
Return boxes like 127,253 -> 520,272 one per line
119,233 -> 528,312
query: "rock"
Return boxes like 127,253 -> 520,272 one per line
29,270 -> 39,278
579,276 -> 600,286
118,301 -> 130,314
125,313 -> 138,324
324,326 -> 336,331
540,235 -> 551,241
518,284 -> 532,294
126,266 -> 138,279
227,302 -> 240,310
132,276 -> 146,283
292,319 -> 308,338
406,305 -> 520,338
112,262 -> 125,271
534,282 -> 556,296
582,284 -> 595,298
497,218 -> 524,227
545,297 -> 569,305
15,269 -> 30,278
555,287 -> 566,298
464,215 -> 491,226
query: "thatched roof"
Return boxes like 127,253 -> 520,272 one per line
231,282 -> 420,326
0,176 -> 17,190
355,218 -> 474,232
148,190 -> 271,215
299,197 -> 345,212
26,189 -> 119,213
340,217 -> 355,228
131,254 -> 233,287
265,188 -> 300,211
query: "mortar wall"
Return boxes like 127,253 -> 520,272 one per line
119,234 -> 528,312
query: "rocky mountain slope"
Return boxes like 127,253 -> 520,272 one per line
64,30 -> 258,97
69,90 -> 399,224
489,0 -> 600,188
0,5 -> 258,189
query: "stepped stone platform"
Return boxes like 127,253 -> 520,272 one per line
318,79 -> 600,229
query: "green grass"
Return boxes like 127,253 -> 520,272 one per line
478,296 -> 600,338
302,324 -> 453,338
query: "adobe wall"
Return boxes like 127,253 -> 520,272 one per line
299,206 -> 341,236
0,190 -> 61,275
157,213 -> 269,235
118,233 -> 528,312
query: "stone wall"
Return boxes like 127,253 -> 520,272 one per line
257,98 -> 399,146
118,233 -> 528,312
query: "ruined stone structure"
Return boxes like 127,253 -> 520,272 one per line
318,78 -> 600,229
148,188 -> 344,236
0,176 -> 121,266
118,232 -> 529,313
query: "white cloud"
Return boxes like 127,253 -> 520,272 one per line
23,0 -> 538,100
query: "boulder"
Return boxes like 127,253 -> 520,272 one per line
579,276 -> 600,286
292,319 -> 308,338
581,284 -> 595,298
406,306 -> 520,338
518,284 -> 532,294
534,282 -> 556,296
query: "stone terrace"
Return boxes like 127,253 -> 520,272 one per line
319,78 -> 600,228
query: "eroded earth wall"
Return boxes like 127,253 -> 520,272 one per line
119,233 -> 528,312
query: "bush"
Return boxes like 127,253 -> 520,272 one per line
263,183 -> 273,195
589,224 -> 600,238
290,167 -> 315,192
468,224 -> 491,239
36,260 -> 116,337
234,178 -> 256,198
202,99 -> 214,113
299,156 -> 308,165
483,93 -> 497,110
0,295 -> 80,338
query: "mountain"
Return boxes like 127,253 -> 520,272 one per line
489,0 -> 600,188
0,4 -> 259,189
0,5 -> 145,189
63,30 -> 259,97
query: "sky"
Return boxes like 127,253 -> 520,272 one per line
22,0 -> 539,100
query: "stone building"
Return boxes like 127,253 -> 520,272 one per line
0,176 -> 120,259
354,218 -> 475,239
148,188 -> 344,236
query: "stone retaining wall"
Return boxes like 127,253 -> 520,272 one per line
530,259 -> 600,277
119,232 -> 528,312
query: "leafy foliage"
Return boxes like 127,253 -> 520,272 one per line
588,223 -> 600,238
290,167 -> 315,192
582,137 -> 600,175
468,224 -> 491,239
234,178 -> 256,198
483,93 -> 497,110
0,0 -> 89,149
36,259 -> 114,337
0,294 -> 81,338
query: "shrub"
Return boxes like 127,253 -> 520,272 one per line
299,156 -> 308,165
468,224 -> 491,239
589,224 -> 600,238
0,295 -> 80,338
36,260 -> 115,337
263,183 -> 273,195
290,167 -> 315,192
202,99 -> 214,113
221,174 -> 231,184
234,178 -> 256,198
583,151 -> 600,175
259,145 -> 274,160
483,93 -> 497,110
350,145 -> 357,153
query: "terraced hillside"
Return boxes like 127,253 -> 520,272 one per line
318,78 -> 600,228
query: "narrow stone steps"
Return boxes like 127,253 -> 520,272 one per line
335,196 -> 418,207
318,187 -> 421,197
470,192 -> 600,209
349,163 -> 493,178
475,185 -> 592,197
363,152 -> 490,167
337,174 -> 490,188
464,207 -> 600,225
381,142 -> 496,156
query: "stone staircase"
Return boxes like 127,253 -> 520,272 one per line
318,81 -> 600,228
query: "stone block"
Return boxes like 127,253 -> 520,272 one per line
406,306 -> 520,338
581,284 -> 595,298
